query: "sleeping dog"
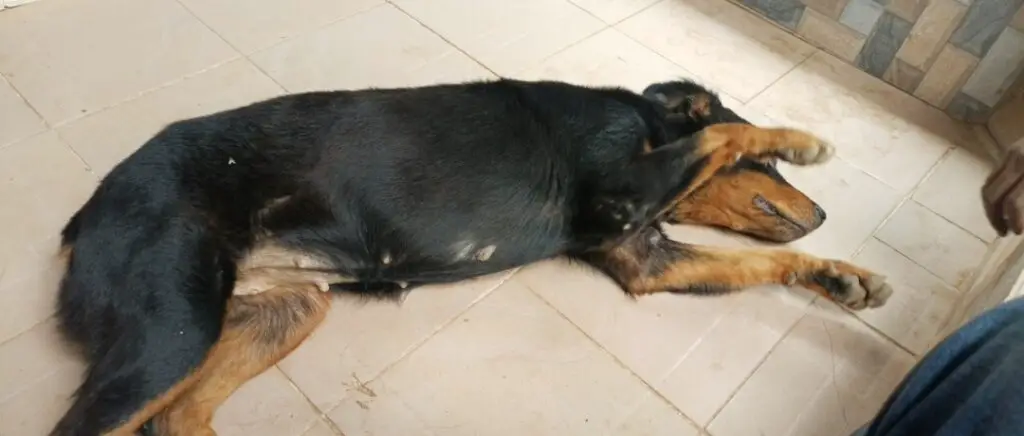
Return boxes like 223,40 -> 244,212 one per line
52,79 -> 892,435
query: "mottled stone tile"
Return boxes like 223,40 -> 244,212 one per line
744,0 -> 806,29
840,0 -> 885,35
946,91 -> 993,122
987,84 -> 1024,148
915,44 -> 979,107
886,0 -> 927,22
1012,4 -> 1024,31
883,58 -> 924,92
802,0 -> 850,20
961,28 -> 1024,106
896,0 -> 968,71
856,12 -> 914,77
950,0 -> 1024,57
797,7 -> 867,62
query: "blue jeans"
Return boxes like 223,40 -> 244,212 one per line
853,297 -> 1024,436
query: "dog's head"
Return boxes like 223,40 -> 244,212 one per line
643,80 -> 826,243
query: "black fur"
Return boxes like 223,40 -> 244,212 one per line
53,79 -> 755,435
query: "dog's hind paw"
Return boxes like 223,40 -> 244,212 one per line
807,263 -> 893,310
776,132 -> 834,166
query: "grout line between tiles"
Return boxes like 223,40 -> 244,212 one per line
605,0 -> 666,26
0,74 -> 53,149
518,278 -> 707,432
701,304 -> 804,430
276,269 -> 516,434
47,55 -> 244,129
384,0 -> 502,78
563,0 -> 614,26
171,0 -> 294,94
831,146 -> 963,357
847,141 -> 956,260
742,49 -> 815,106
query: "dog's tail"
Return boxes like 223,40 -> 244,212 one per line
50,201 -> 233,436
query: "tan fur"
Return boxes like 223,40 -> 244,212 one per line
152,285 -> 331,435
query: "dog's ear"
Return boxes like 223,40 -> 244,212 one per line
642,80 -> 718,120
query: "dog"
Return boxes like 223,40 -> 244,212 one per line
51,79 -> 892,435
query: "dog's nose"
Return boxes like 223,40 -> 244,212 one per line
813,204 -> 827,223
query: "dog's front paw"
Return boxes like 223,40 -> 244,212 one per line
775,130 -> 834,166
803,263 -> 893,310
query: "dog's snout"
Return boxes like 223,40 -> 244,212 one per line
812,204 -> 826,223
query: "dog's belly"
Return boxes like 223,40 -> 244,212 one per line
362,209 -> 570,283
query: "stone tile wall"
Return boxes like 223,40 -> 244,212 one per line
733,0 -> 1024,123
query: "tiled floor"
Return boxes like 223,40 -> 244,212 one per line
0,0 -> 999,435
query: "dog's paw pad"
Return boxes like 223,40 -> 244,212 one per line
810,266 -> 893,311
863,274 -> 893,308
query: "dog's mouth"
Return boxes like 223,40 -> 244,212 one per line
752,194 -> 821,239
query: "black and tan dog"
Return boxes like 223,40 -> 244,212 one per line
51,79 -> 891,436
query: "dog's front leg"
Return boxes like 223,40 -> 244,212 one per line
579,226 -> 893,310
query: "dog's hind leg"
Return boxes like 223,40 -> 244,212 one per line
51,221 -> 230,436
578,225 -> 893,310
150,284 -> 331,436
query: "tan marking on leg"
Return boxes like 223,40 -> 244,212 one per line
98,372 -> 203,436
587,227 -> 891,309
153,285 -> 332,435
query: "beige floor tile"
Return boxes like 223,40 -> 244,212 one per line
518,255 -> 813,424
0,318 -> 84,435
250,5 -> 494,92
0,77 -> 46,148
57,60 -> 284,176
514,28 -> 693,93
301,419 -> 340,436
392,0 -> 605,75
518,258 -> 730,381
617,0 -> 815,102
328,281 -> 665,435
876,200 -> 988,288
278,272 -> 512,412
0,364 -> 82,436
656,286 -> 813,426
715,92 -> 781,127
775,156 -> 903,260
0,0 -> 237,125
0,255 -> 64,345
851,239 -> 960,355
179,0 -> 383,54
211,367 -> 322,436
748,52 -> 972,192
708,301 -> 916,436
0,132 -> 96,342
913,147 -> 998,242
569,0 -> 661,23
0,318 -> 83,403
614,393 -> 702,435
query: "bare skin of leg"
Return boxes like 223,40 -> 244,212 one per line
149,284 -> 332,436
582,226 -> 892,310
